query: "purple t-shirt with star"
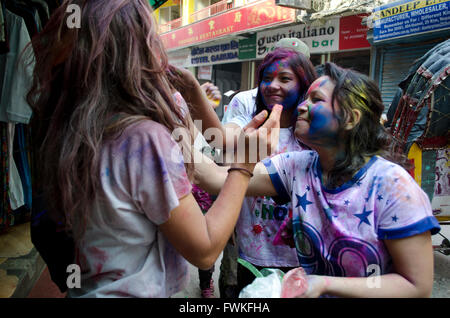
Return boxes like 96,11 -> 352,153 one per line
264,151 -> 440,277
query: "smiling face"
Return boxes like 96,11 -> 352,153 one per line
259,58 -> 301,111
295,76 -> 341,149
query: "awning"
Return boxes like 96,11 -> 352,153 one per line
308,0 -> 391,21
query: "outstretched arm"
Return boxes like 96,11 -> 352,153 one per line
193,150 -> 277,198
160,105 -> 281,270
300,231 -> 434,298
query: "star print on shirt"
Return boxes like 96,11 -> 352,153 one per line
377,195 -> 383,201
344,200 -> 350,206
354,206 -> 373,227
356,181 -> 362,187
306,185 -> 310,191
392,215 -> 398,222
296,192 -> 313,213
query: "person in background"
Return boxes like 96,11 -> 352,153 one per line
26,0 -> 281,298
196,62 -> 440,297
217,38 -> 316,295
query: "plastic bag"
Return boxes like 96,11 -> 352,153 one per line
239,268 -> 285,298
237,258 -> 309,298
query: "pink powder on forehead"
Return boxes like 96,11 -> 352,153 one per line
307,78 -> 328,96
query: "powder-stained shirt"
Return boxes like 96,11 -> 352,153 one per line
264,151 -> 440,277
222,88 -> 303,267
68,120 -> 192,298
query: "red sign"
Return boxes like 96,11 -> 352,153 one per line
160,0 -> 296,51
339,14 -> 370,50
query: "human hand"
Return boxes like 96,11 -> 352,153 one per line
299,275 -> 328,298
201,82 -> 222,109
232,104 -> 282,171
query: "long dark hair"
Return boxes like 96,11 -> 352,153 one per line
25,0 -> 194,237
254,48 -> 317,118
323,63 -> 411,188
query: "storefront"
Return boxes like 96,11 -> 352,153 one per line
367,0 -> 450,226
256,13 -> 372,74
367,0 -> 450,110
166,12 -> 372,120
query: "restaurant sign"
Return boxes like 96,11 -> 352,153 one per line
160,0 -> 296,51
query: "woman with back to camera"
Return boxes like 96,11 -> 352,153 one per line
26,0 -> 281,297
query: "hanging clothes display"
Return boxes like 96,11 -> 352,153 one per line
0,0 -> 59,232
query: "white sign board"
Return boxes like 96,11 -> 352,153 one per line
256,18 -> 340,58
198,65 -> 213,80
167,49 -> 191,68
190,39 -> 240,66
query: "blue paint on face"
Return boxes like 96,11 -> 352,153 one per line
281,86 -> 301,110
307,103 -> 339,146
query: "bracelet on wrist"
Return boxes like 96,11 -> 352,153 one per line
227,167 -> 254,178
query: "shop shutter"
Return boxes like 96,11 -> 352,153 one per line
380,43 -> 437,109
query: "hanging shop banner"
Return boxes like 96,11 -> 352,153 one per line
167,49 -> 191,68
256,18 -> 340,58
372,0 -> 450,42
339,14 -> 371,50
198,65 -> 213,80
190,40 -> 240,66
160,0 -> 296,51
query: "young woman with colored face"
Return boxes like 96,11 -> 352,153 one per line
196,63 -> 440,297
202,47 -> 317,294
254,48 -> 317,128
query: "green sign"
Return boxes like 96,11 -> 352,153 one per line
149,0 -> 168,10
239,34 -> 256,60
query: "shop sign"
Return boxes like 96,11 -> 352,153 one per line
198,65 -> 213,80
190,40 -> 239,66
239,34 -> 257,60
256,18 -> 340,58
167,48 -> 191,68
339,14 -> 371,50
160,0 -> 296,51
372,0 -> 450,42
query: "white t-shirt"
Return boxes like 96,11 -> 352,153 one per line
264,151 -> 441,276
222,89 -> 304,267
68,120 -> 192,297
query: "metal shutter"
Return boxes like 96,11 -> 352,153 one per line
380,43 -> 437,109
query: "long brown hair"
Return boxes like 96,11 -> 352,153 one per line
26,0 -> 193,236
323,63 -> 411,188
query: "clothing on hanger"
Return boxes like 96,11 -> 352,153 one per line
0,8 -> 34,124
0,0 -> 8,54
4,0 -> 38,36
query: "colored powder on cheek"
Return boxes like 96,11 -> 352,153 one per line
309,104 -> 333,134
307,104 -> 339,146
282,85 -> 300,110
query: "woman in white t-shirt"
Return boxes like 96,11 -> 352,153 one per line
26,0 -> 280,298
218,47 -> 317,293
